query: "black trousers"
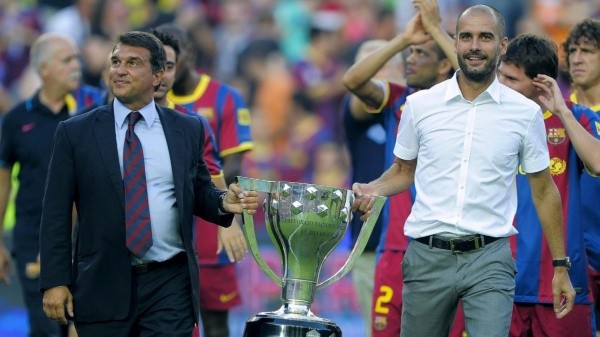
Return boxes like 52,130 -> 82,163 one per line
75,253 -> 195,337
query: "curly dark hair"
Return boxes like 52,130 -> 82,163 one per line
562,18 -> 600,69
502,34 -> 558,79
149,27 -> 181,60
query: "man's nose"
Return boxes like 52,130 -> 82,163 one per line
570,50 -> 583,63
468,39 -> 481,51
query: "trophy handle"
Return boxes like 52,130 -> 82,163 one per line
242,211 -> 283,286
237,176 -> 283,287
316,195 -> 386,290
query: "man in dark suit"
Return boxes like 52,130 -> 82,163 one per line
38,31 -> 257,337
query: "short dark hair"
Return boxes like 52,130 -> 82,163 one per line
563,18 -> 600,67
424,36 -> 454,79
115,31 -> 165,74
154,23 -> 190,49
457,4 -> 506,39
502,34 -> 558,79
150,27 -> 181,59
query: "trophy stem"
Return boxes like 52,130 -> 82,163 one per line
281,278 -> 315,315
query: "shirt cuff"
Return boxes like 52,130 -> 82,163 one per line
218,192 -> 229,214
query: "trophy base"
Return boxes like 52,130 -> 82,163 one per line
243,311 -> 342,337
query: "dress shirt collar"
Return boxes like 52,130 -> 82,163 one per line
444,70 -> 502,104
113,98 -> 158,128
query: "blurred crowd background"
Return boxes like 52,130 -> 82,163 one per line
1,0 -> 600,336
1,0 -> 600,190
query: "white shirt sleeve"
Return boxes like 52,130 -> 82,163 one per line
393,100 -> 419,160
520,109 -> 550,174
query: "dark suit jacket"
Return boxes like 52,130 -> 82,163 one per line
39,102 -> 233,323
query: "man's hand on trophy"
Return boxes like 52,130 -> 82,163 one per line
217,217 -> 248,262
223,183 -> 258,215
351,182 -> 377,221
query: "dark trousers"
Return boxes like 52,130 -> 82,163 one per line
75,254 -> 195,337
14,249 -> 64,337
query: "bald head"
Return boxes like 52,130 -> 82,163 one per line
457,5 -> 506,39
30,33 -> 78,74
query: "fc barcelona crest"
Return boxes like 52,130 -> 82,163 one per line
196,107 -> 214,120
374,315 -> 388,331
547,128 -> 566,145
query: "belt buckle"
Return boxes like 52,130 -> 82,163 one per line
449,238 -> 463,255
135,263 -> 149,273
451,236 -> 483,255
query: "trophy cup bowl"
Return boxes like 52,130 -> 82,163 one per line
237,177 -> 386,337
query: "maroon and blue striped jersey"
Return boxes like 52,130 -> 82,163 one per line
369,82 -> 415,253
512,102 -> 600,304
168,75 -> 252,266
167,74 -> 252,157
570,93 -> 600,273
168,101 -> 222,178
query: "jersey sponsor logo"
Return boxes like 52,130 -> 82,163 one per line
547,128 -> 566,145
197,107 -> 214,121
596,121 -> 600,136
237,108 -> 251,126
549,157 -> 566,175
219,290 -> 238,303
373,315 -> 388,331
21,122 -> 36,133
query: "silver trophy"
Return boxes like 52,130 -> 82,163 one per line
237,177 -> 386,337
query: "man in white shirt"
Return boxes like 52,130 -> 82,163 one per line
352,5 -> 575,337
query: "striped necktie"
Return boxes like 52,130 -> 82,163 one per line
124,111 -> 153,257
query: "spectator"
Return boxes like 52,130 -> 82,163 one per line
0,32 -> 96,337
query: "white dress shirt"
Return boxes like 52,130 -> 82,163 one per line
394,73 -> 549,238
114,99 -> 183,263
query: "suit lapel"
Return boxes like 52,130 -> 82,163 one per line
158,105 -> 185,212
94,105 -> 125,209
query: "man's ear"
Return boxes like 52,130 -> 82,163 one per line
153,69 -> 165,91
438,59 -> 453,78
500,37 -> 509,56
38,62 -> 49,80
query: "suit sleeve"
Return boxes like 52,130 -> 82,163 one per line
40,122 -> 76,291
